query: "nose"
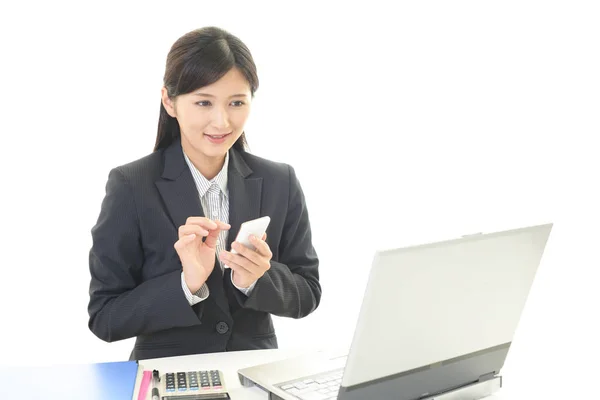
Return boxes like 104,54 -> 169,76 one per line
211,105 -> 230,131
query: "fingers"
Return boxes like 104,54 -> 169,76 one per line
178,225 -> 209,239
218,220 -> 232,230
225,258 -> 255,284
203,226 -> 221,249
176,216 -> 234,254
230,235 -> 272,259
203,220 -> 231,249
184,217 -> 232,231
229,265 -> 254,288
249,235 -> 272,258
230,241 -> 262,264
221,251 -> 257,274
179,218 -> 231,241
185,217 -> 219,230
174,233 -> 196,251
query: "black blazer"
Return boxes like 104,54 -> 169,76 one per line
87,139 -> 321,361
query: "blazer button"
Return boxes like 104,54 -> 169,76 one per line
216,321 -> 229,334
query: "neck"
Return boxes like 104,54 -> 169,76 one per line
192,155 -> 224,181
182,145 -> 225,181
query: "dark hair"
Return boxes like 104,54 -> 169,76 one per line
154,26 -> 259,152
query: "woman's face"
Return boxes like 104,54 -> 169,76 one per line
162,67 -> 252,160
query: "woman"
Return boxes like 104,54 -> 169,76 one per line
87,26 -> 321,361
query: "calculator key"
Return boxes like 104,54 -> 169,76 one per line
177,372 -> 188,391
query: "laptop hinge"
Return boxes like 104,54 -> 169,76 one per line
478,371 -> 496,382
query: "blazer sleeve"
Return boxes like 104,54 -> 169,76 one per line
87,168 -> 202,342
229,165 -> 322,318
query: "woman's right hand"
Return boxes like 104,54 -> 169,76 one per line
174,217 -> 231,293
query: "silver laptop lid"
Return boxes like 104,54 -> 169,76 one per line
341,223 -> 553,389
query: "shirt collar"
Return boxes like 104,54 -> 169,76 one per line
183,150 -> 229,198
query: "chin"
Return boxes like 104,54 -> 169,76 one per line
199,143 -> 234,158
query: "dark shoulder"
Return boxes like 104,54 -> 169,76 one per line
239,151 -> 293,182
111,150 -> 163,183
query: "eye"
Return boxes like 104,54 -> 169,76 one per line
231,100 -> 245,107
196,101 -> 212,107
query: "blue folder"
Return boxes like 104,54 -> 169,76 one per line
1,360 -> 139,399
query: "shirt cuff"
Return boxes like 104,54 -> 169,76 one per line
181,272 -> 209,305
231,272 -> 257,296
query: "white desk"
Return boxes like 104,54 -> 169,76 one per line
139,348 -> 305,400
138,349 -> 508,400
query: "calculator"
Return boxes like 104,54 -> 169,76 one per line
158,369 -> 230,399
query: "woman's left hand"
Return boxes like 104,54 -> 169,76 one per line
220,233 -> 272,289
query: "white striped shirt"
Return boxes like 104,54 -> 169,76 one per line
180,150 -> 256,306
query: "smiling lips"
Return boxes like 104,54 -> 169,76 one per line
205,132 -> 231,144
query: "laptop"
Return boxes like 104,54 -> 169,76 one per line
238,223 -> 553,400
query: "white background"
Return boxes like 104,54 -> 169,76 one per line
0,1 -> 598,399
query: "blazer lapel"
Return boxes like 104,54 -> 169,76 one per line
224,148 -> 263,287
154,139 -> 230,317
155,139 -> 204,229
226,148 -> 263,250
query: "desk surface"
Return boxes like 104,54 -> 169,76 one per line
139,348 -> 303,400
138,348 -> 508,400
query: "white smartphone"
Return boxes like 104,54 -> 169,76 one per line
231,216 -> 271,254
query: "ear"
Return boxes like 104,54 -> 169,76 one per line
161,87 -> 177,118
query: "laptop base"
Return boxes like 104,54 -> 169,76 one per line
420,375 -> 502,400
262,375 -> 501,400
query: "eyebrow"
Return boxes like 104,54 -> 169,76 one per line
193,92 -> 248,98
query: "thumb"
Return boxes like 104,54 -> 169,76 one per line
203,228 -> 220,249
174,233 -> 196,251
203,220 -> 230,249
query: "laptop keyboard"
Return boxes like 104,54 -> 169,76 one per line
276,368 -> 343,400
